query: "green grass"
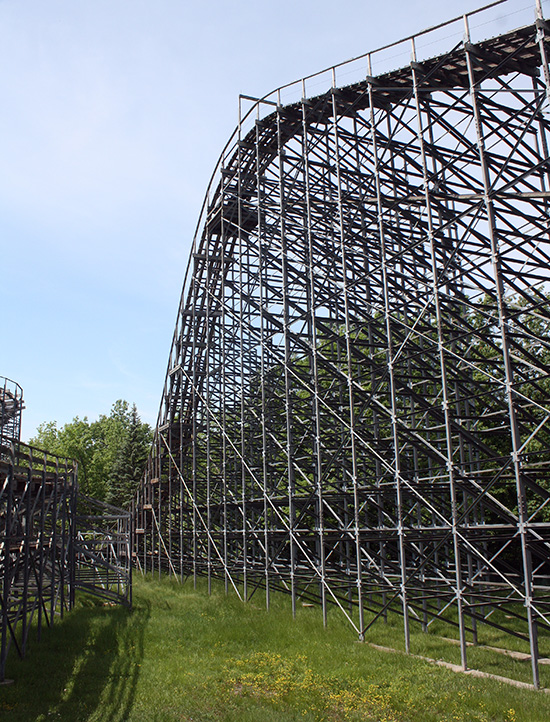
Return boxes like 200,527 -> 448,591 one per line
1,574 -> 549,721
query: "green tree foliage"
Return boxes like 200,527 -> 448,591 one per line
29,400 -> 153,506
107,404 -> 152,508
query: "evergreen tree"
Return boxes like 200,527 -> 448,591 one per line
107,404 -> 151,508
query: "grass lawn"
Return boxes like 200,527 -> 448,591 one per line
0,573 -> 548,721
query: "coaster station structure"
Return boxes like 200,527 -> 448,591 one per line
135,0 -> 550,687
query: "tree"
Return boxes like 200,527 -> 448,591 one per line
30,416 -> 97,494
107,404 -> 151,508
29,400 -> 153,506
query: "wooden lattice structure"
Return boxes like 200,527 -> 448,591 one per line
135,1 -> 550,688
0,379 -> 132,682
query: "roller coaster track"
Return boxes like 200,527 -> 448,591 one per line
135,1 -> 550,688
0,439 -> 132,682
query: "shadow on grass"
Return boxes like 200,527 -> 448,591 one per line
1,596 -> 151,722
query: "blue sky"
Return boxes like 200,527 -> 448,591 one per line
1,0 -> 544,440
